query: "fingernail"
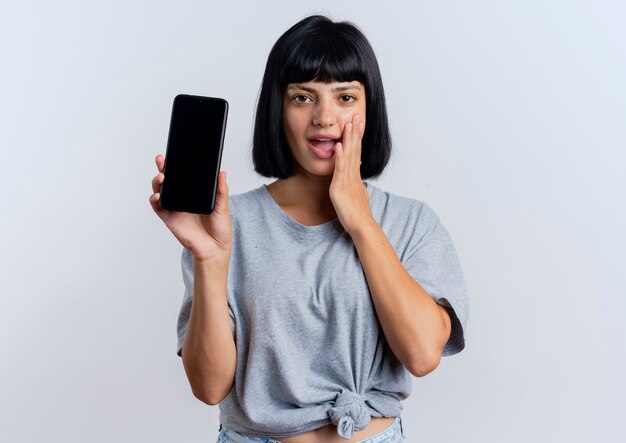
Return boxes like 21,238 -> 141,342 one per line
347,123 -> 353,132
355,115 -> 360,124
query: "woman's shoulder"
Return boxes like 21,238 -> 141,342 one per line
228,184 -> 264,201
367,181 -> 439,224
226,184 -> 266,213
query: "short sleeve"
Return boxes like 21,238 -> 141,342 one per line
402,203 -> 470,357
176,247 -> 236,357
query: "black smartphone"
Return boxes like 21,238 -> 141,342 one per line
159,94 -> 228,214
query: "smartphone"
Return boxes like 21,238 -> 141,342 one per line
159,94 -> 228,214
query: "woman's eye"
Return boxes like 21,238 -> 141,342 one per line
340,95 -> 356,103
293,95 -> 311,103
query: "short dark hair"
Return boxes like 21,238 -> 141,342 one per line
252,15 -> 392,179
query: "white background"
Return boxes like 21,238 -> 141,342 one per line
1,1 -> 624,442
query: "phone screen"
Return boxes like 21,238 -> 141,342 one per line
160,94 -> 228,214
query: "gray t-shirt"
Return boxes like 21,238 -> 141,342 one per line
176,182 -> 470,439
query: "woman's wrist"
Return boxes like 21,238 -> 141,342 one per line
192,251 -> 231,269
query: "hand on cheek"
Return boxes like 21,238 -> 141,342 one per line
329,114 -> 373,236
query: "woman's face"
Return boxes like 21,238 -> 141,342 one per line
282,80 -> 366,177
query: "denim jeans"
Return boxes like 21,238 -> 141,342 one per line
216,416 -> 406,443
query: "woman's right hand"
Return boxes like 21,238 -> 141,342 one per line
149,154 -> 232,263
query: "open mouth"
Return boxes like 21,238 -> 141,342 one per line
307,136 -> 339,152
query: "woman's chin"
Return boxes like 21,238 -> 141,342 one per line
296,162 -> 335,178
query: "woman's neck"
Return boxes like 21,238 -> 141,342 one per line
266,174 -> 336,217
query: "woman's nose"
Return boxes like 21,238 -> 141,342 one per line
312,100 -> 335,127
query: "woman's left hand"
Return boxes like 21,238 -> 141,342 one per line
329,114 -> 375,236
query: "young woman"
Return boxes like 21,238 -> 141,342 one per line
149,15 -> 469,443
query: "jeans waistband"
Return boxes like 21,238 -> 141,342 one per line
218,416 -> 405,443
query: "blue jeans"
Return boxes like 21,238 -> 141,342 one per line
216,416 -> 406,443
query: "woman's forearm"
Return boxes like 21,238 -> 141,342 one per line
181,256 -> 236,405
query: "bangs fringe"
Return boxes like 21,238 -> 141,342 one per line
281,35 -> 366,85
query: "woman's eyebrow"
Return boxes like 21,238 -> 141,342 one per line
287,84 -> 362,92
333,85 -> 362,92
